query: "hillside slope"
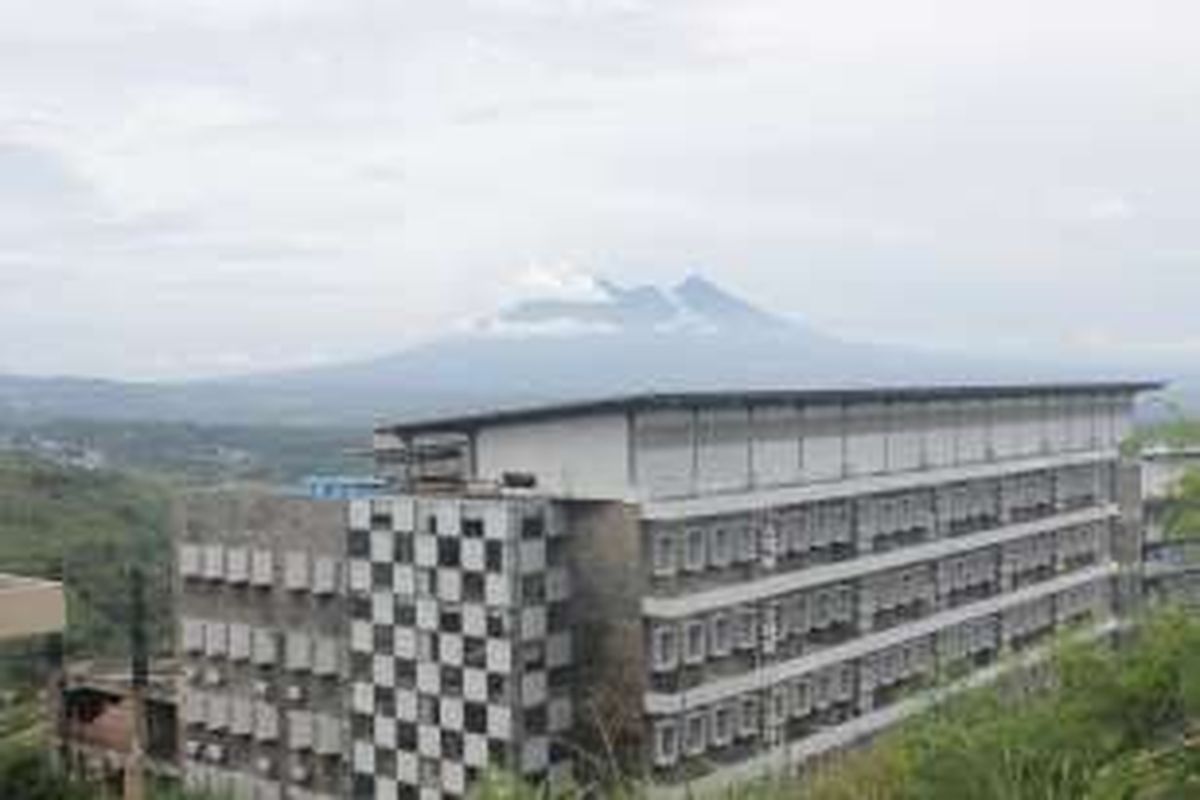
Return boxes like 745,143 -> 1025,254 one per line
0,456 -> 173,663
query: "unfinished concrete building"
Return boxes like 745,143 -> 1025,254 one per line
176,491 -> 349,800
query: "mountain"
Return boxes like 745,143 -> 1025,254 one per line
0,274 -> 1160,427
495,274 -> 788,333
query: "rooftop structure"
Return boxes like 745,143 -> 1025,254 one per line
0,573 -> 65,641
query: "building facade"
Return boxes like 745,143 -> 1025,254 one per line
345,494 -> 574,799
369,384 -> 1152,797
176,382 -> 1156,799
1141,446 -> 1200,606
177,491 -> 348,800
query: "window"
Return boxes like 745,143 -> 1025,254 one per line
522,512 -> 546,539
348,530 -> 369,558
685,528 -> 707,572
486,611 -> 508,638
395,532 -> 414,564
786,514 -> 807,555
711,704 -> 734,747
735,607 -> 757,650
485,541 -> 504,572
736,525 -> 758,563
465,703 -> 486,734
462,518 -> 484,539
654,720 -> 679,767
685,713 -> 707,756
760,603 -> 780,648
521,641 -> 546,671
761,523 -> 779,566
416,569 -> 436,597
684,620 -> 707,665
791,679 -> 811,718
521,574 -> 546,604
814,590 -> 833,628
652,531 -> 677,577
710,613 -> 732,657
770,686 -> 789,725
487,674 -> 508,703
418,695 -> 439,725
442,666 -> 463,696
372,563 -> 392,590
417,631 -> 436,661
440,608 -> 462,634
437,539 -> 460,568
739,695 -> 759,738
710,527 -> 732,568
652,625 -> 678,672
837,585 -> 855,623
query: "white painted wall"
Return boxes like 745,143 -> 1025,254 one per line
475,412 -> 632,499
802,404 -> 844,482
846,403 -> 886,477
471,390 -> 1136,502
752,405 -> 802,487
956,400 -> 989,464
697,408 -> 751,494
636,409 -> 695,499
888,402 -> 924,473
926,401 -> 957,468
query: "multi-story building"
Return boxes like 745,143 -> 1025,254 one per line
176,490 -> 349,800
176,381 -> 1157,799
1141,446 -> 1200,606
362,383 -> 1153,797
344,493 -> 573,800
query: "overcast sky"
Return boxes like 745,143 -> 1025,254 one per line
3,0 -> 1200,379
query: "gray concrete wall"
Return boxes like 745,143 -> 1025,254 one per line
176,489 -> 347,800
564,500 -> 647,775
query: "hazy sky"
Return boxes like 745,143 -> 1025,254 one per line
4,0 -> 1200,379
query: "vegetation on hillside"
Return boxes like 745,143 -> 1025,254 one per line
1123,402 -> 1200,455
798,608 -> 1200,800
3,418 -> 363,484
0,455 -> 174,683
1163,468 -> 1200,542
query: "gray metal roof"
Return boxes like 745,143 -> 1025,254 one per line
376,380 -> 1164,436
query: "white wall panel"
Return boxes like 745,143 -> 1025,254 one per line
887,402 -> 924,473
696,407 -> 751,493
1047,396 -> 1071,453
284,551 -> 309,592
1094,394 -> 1116,449
925,401 -> 956,467
845,403 -> 886,477
1113,394 -> 1133,444
991,398 -> 1022,460
802,404 -> 844,482
1068,395 -> 1096,451
636,410 -> 695,499
1016,397 -> 1044,456
751,404 -> 801,487
477,413 -> 631,499
202,544 -> 225,581
956,401 -> 988,464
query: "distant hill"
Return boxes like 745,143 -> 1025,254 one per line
0,274 -> 1161,427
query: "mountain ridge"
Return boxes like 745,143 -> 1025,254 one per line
0,274 -> 1166,426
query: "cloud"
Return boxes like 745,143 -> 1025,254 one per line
2,0 -> 1200,378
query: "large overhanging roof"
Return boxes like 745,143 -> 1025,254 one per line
376,381 -> 1164,437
